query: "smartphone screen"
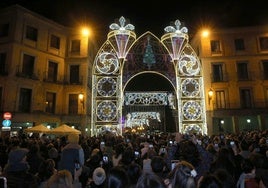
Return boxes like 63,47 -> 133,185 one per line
103,155 -> 108,163
75,163 -> 81,170
134,151 -> 140,158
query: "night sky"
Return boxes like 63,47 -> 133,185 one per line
1,0 -> 268,42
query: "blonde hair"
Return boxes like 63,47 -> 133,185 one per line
68,134 -> 79,144
47,169 -> 73,188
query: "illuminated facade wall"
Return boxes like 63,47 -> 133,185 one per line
0,5 -> 90,135
191,26 -> 268,135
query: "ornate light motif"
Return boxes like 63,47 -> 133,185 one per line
97,77 -> 117,97
124,92 -> 168,105
96,52 -> 119,74
96,101 -> 117,121
108,16 -> 136,59
161,20 -> 189,61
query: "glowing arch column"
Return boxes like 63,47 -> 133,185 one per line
161,20 -> 207,135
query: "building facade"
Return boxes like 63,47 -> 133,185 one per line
1,5 -> 267,137
191,26 -> 268,135
0,5 -> 92,136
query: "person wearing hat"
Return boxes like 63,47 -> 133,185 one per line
88,167 -> 106,188
2,148 -> 39,188
58,134 -> 84,178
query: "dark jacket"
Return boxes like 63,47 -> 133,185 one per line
58,143 -> 84,176
3,169 -> 39,188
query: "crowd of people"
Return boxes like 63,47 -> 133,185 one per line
0,129 -> 267,188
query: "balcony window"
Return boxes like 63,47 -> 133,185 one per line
46,92 -> 56,113
237,61 -> 249,80
262,60 -> 268,80
22,54 -> 35,77
240,88 -> 252,109
259,36 -> 268,51
71,40 -> 80,53
212,63 -> 224,82
234,38 -> 245,51
0,52 -> 7,75
47,61 -> 58,82
50,34 -> 60,49
26,25 -> 38,41
215,90 -> 226,109
69,94 -> 78,114
0,23 -> 9,37
70,65 -> 80,84
18,88 -> 32,112
0,87 -> 2,111
210,40 -> 221,53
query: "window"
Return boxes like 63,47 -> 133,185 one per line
46,92 -> 56,113
47,61 -> 58,82
18,88 -> 32,112
240,88 -> 252,108
0,52 -> 7,75
50,34 -> 60,49
215,90 -> 226,109
234,38 -> 245,51
262,60 -> 268,80
212,64 -> 224,82
210,40 -> 221,53
0,87 -> 2,111
259,37 -> 268,51
70,65 -> 80,84
71,40 -> 80,53
22,54 -> 35,77
69,94 -> 78,114
266,88 -> 268,107
0,23 -> 9,37
26,25 -> 38,41
237,61 -> 249,80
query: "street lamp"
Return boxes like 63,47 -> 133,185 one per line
79,93 -> 84,110
208,88 -> 213,105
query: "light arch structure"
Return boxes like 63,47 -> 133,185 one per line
91,16 -> 207,135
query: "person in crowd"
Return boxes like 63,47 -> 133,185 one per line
0,140 -> 8,173
46,168 -> 82,188
213,168 -> 236,188
106,166 -> 130,188
118,147 -> 135,171
165,160 -> 197,188
2,147 -> 39,188
209,147 -> 238,180
197,173 -> 222,188
47,143 -> 60,167
127,163 -> 142,188
236,158 -> 259,188
171,133 -> 213,181
135,172 -> 166,188
58,134 -> 84,177
26,141 -> 45,175
151,156 -> 168,180
36,158 -> 57,187
112,143 -> 125,167
87,167 -> 106,188
142,145 -> 157,174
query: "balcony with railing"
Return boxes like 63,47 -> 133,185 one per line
64,75 -> 84,85
16,69 -> 39,80
43,71 -> 64,84
211,72 -> 229,83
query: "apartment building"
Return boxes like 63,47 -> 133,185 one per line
191,25 -> 268,135
0,5 -> 92,136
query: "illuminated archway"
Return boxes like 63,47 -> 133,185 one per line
91,17 -> 207,135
